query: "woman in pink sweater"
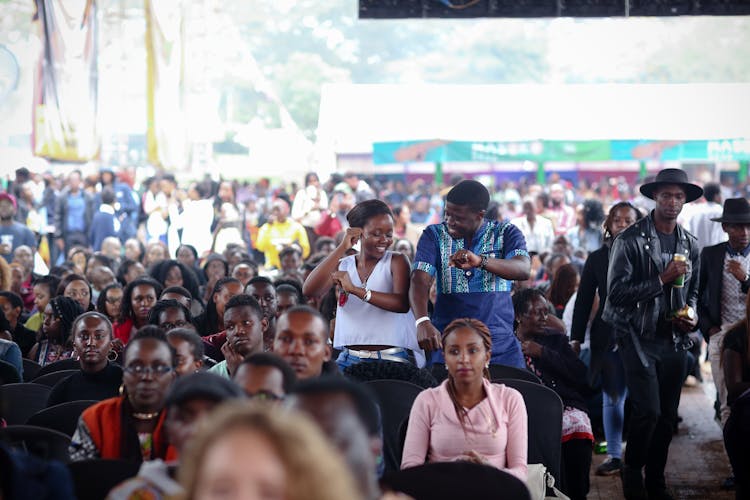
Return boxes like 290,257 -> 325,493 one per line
401,318 -> 528,480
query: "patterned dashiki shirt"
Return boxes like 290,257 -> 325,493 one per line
413,220 -> 528,367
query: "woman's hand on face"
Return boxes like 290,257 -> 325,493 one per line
338,227 -> 362,252
521,340 -> 544,358
331,271 -> 355,294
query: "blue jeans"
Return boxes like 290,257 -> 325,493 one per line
336,348 -> 410,371
601,348 -> 627,459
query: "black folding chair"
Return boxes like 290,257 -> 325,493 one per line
22,358 -> 42,382
429,363 -> 448,384
364,379 -> 424,473
489,363 -> 541,384
68,459 -> 141,500
0,382 -> 52,425
26,400 -> 98,437
497,378 -> 563,485
0,360 -> 21,385
0,425 -> 71,463
384,461 -> 531,500
34,358 -> 81,378
32,369 -> 78,387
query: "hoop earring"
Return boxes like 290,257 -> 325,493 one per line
107,350 -> 118,362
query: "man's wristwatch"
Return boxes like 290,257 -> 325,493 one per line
479,254 -> 488,270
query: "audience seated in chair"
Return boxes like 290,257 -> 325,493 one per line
273,306 -> 336,381
106,371 -> 243,500
69,326 -> 177,463
207,294 -> 266,379
28,297 -> 83,367
513,288 -> 593,500
232,352 -> 296,400
400,318 -> 528,481
165,328 -> 204,376
287,377 -> 384,500
177,403 -> 362,500
47,312 -> 122,407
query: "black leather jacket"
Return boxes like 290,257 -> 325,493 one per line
601,213 -> 700,338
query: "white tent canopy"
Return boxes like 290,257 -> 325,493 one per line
315,83 -> 750,161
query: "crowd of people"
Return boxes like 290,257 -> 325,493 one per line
0,165 -> 749,500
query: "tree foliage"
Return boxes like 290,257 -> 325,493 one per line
2,0 -> 750,141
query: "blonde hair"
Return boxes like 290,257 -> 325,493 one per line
0,256 -> 10,291
179,403 -> 362,500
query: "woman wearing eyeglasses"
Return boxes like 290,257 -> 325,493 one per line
69,326 -> 178,463
97,282 -> 123,325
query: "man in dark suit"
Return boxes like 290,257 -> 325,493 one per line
698,198 -> 750,426
697,197 -> 750,490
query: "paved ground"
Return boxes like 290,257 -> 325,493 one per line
588,359 -> 734,500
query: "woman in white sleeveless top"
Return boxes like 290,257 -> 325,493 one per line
303,199 -> 424,369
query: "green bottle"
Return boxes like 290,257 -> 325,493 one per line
595,441 -> 608,455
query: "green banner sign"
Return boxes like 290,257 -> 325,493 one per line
372,138 -> 750,164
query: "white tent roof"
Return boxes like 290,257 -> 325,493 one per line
316,83 -> 750,155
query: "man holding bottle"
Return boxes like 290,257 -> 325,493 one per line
602,168 -> 702,500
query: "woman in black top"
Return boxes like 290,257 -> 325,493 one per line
570,201 -> 641,476
47,311 -> 123,407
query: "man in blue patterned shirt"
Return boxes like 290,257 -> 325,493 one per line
410,180 -> 530,367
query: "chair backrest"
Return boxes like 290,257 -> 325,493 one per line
26,400 -> 98,436
489,364 -> 541,384
496,378 -> 563,485
429,363 -> 448,384
22,358 -> 42,382
68,459 -> 141,500
0,383 -> 53,425
0,424 -> 71,463
32,369 -> 78,387
34,358 -> 81,378
0,360 -> 21,385
364,379 -> 424,473
383,461 -> 531,500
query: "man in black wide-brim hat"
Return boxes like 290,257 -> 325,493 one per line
602,168 -> 702,500
697,197 -> 750,494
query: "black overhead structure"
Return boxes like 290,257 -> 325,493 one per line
359,0 -> 750,18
